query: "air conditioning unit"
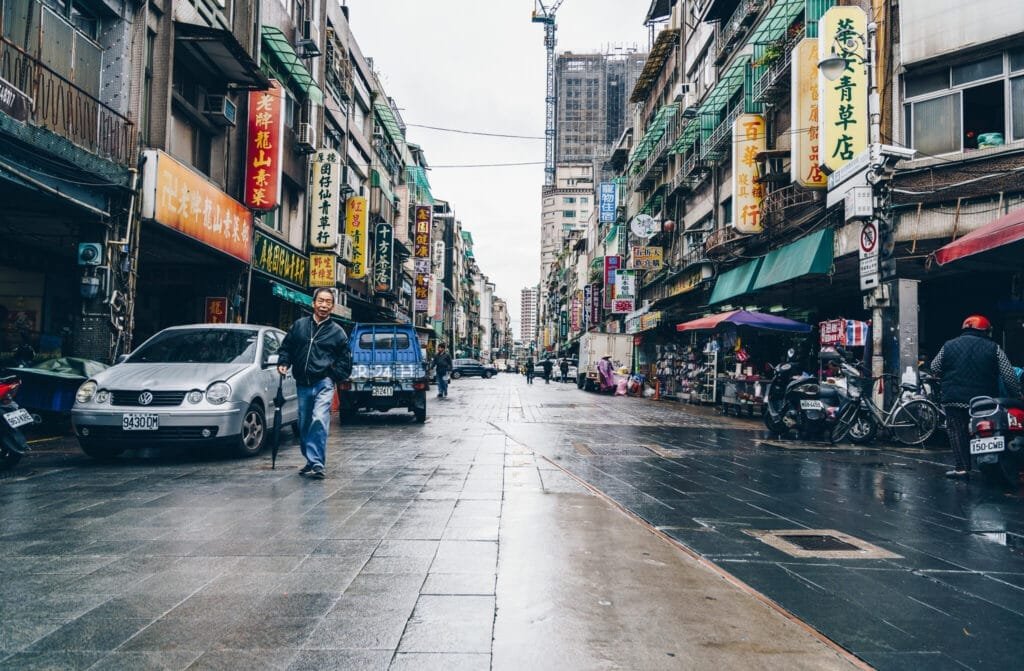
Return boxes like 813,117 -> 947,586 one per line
203,95 -> 237,127
295,19 -> 321,58
680,105 -> 698,119
340,234 -> 354,263
296,122 -> 316,153
672,82 -> 694,102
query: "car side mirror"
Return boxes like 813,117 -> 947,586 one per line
115,354 -> 129,364
264,353 -> 280,367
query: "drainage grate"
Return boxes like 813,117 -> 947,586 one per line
777,534 -> 860,552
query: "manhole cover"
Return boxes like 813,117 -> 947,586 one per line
777,534 -> 860,552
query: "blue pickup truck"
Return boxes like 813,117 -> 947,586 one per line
337,323 -> 429,423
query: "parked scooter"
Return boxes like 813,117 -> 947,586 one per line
764,349 -> 847,440
0,375 -> 41,469
968,396 -> 1024,486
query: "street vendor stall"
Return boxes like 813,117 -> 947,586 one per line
672,310 -> 812,414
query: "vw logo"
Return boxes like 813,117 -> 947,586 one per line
138,391 -> 154,406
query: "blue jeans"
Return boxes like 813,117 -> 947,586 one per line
296,377 -> 334,470
436,372 -> 449,397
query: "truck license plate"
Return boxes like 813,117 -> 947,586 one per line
122,413 -> 159,431
800,400 -> 824,410
3,408 -> 33,428
371,386 -> 394,397
970,436 -> 1005,455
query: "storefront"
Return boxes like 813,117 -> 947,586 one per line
248,230 -> 310,331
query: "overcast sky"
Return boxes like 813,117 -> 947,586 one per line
344,0 -> 650,333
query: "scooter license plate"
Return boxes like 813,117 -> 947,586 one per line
970,436 -> 1005,455
122,413 -> 159,431
799,400 -> 824,410
371,385 -> 394,398
3,408 -> 33,429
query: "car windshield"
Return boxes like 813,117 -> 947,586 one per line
129,329 -> 259,364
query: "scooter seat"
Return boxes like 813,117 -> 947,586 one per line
995,397 -> 1024,411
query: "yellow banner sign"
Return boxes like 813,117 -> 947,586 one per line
792,39 -> 827,188
819,6 -> 869,174
345,196 -> 368,279
308,253 -> 337,287
732,114 -> 766,234
629,246 -> 663,270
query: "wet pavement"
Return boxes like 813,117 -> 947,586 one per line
1,374 -> 1020,669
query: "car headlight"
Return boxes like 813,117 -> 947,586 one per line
186,390 -> 204,404
76,380 -> 97,404
205,382 -> 231,405
95,389 -> 110,404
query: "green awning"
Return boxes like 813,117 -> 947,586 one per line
373,100 -> 404,147
752,228 -> 834,291
696,55 -> 750,119
406,165 -> 433,205
630,103 -> 678,167
669,119 -> 699,155
710,258 -> 763,304
640,185 -> 665,215
371,169 -> 397,205
747,0 -> 805,47
261,27 -> 323,104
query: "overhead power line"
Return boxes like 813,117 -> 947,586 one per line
405,123 -> 546,140
429,161 -> 546,168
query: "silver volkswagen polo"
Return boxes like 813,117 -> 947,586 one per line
71,324 -> 298,459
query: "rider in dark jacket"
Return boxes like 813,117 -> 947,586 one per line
932,314 -> 1019,478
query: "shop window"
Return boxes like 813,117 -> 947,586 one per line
563,197 -> 576,204
907,93 -> 961,156
563,210 -> 576,218
963,81 -> 1004,149
1012,49 -> 1024,73
1013,77 -> 1024,141
905,70 -> 948,98
721,197 -> 733,228
952,55 -> 1003,86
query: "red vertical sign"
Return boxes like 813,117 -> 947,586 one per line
244,81 -> 284,211
603,255 -> 621,309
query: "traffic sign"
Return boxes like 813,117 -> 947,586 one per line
859,220 -> 880,291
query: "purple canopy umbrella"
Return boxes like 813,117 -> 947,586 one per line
677,309 -> 812,333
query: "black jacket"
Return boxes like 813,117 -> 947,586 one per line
434,352 -> 452,374
279,316 -> 352,386
932,330 -> 1019,405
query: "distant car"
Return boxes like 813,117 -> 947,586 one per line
451,358 -> 497,379
71,324 -> 298,460
566,359 -> 579,381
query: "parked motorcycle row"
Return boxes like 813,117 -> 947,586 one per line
0,375 -> 41,469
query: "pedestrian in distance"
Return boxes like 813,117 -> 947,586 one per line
559,358 -> 569,383
525,359 -> 535,384
597,355 -> 616,393
541,357 -> 553,384
277,288 -> 352,480
931,314 -> 1021,479
433,343 -> 453,399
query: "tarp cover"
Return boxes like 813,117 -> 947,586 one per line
934,206 -> 1024,268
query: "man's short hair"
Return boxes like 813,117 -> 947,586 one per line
437,343 -> 446,349
312,288 -> 335,303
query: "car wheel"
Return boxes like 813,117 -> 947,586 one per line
482,371 -> 492,379
78,440 -> 125,461
451,371 -> 462,380
235,402 -> 266,458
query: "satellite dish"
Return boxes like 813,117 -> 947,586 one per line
630,214 -> 658,239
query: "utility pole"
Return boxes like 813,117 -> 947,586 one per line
532,0 -> 566,187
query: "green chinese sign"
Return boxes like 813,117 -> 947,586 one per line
253,231 -> 308,288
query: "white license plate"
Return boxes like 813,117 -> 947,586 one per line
970,436 -> 1005,454
3,408 -> 33,428
371,386 -> 394,397
800,400 -> 824,410
122,413 -> 159,431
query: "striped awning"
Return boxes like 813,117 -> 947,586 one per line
261,26 -> 323,104
629,103 -> 678,168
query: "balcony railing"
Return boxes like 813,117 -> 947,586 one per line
669,150 -> 711,195
704,225 -> 748,258
701,103 -> 742,161
629,113 -> 684,193
750,27 -> 804,104
714,0 -> 765,66
761,183 -> 825,234
0,36 -> 136,165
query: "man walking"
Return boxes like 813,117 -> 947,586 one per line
932,315 -> 1020,479
559,358 -> 570,383
433,343 -> 452,398
541,357 -> 553,384
277,288 -> 351,479
525,359 -> 535,384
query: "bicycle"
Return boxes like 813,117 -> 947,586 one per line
830,372 -> 941,446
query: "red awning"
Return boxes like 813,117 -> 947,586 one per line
935,206 -> 1024,267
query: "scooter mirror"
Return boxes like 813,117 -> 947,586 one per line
787,348 -> 796,359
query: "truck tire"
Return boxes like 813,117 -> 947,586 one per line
576,375 -> 584,389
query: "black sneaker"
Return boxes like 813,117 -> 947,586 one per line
298,464 -> 314,476
310,468 -> 326,479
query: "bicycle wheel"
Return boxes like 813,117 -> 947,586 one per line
830,402 -> 860,444
890,399 -> 940,445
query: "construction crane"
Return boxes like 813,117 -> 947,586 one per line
532,0 -> 567,186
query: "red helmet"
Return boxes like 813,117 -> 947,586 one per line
962,314 -> 992,331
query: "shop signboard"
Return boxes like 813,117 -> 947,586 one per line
820,318 -> 846,345
570,293 -> 581,332
732,113 -> 766,234
243,80 -> 284,211
373,222 -> 394,293
141,150 -> 253,262
819,6 -> 869,175
589,283 -> 602,325
433,240 -> 446,279
205,297 -> 227,324
791,39 -> 828,189
559,311 -> 568,339
345,196 -> 368,279
603,255 -> 621,309
669,267 -> 709,297
253,231 -> 308,288
432,276 -> 444,321
599,182 -> 618,223
0,76 -> 30,122
414,206 -> 431,312
583,284 -> 593,328
309,149 -> 342,249
308,253 -> 336,287
629,246 -> 663,270
613,269 -> 636,314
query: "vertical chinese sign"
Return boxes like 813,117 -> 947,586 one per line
345,196 -> 367,279
413,206 -> 431,313
308,253 -> 336,287
603,256 -> 621,309
612,269 -> 636,314
583,284 -> 592,329
244,81 -> 284,211
792,39 -> 828,188
310,150 -> 341,249
570,292 -> 582,332
598,182 -> 618,224
732,113 -> 766,234
205,297 -> 227,324
373,222 -> 394,294
819,5 -> 868,173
